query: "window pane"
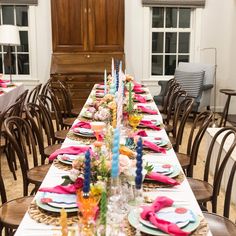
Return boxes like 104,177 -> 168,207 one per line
152,32 -> 163,53
152,55 -> 163,75
179,8 -> 191,28
178,55 -> 189,64
17,31 -> 29,52
2,6 -> 14,25
165,55 -> 176,75
16,6 -> 28,26
179,33 -> 190,53
4,53 -> 16,74
18,54 -> 29,74
165,33 -> 177,53
166,8 -> 177,28
152,8 -> 164,28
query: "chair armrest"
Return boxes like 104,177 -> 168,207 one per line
158,80 -> 168,96
201,84 -> 213,91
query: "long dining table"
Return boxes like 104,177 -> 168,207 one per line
15,83 -> 212,236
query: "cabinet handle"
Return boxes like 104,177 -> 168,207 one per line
88,8 -> 91,13
86,83 -> 91,87
86,55 -> 90,58
84,8 -> 87,13
67,77 -> 73,81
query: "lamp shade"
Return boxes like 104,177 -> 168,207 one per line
0,24 -> 20,46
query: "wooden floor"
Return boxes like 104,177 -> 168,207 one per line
0,120 -> 236,224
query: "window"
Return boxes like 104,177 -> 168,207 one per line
151,7 -> 192,76
0,5 -> 30,75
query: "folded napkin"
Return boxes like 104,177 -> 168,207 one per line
49,146 -> 91,161
140,120 -> 161,131
39,184 -> 77,194
146,172 -> 179,186
141,196 -> 189,236
135,94 -> 147,103
133,87 -> 145,93
134,130 -> 148,137
143,140 -> 166,154
71,121 -> 91,130
138,105 -> 158,115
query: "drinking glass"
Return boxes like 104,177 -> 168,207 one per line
128,113 -> 143,131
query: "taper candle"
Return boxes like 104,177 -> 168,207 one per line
128,82 -> 133,113
104,69 -> 107,95
111,128 -> 120,178
135,137 -> 143,189
83,150 -> 91,196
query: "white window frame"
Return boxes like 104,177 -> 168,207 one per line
142,6 -> 202,82
0,4 -> 37,82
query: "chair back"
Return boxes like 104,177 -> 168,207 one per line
4,116 -> 40,196
27,84 -> 42,103
25,102 -> 54,164
172,97 -> 194,152
41,79 -> 52,96
203,127 -> 236,214
186,110 -> 213,176
14,89 -> 28,117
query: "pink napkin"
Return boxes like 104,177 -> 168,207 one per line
146,172 -> 179,186
39,185 -> 77,194
133,87 -> 145,93
135,94 -> 147,103
143,140 -> 166,153
140,120 -> 161,131
71,121 -> 91,130
138,105 -> 158,115
141,196 -> 189,236
49,146 -> 91,161
134,130 -> 148,137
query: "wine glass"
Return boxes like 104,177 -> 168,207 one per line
128,113 -> 143,131
90,121 -> 106,141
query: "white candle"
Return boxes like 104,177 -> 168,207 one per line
104,69 -> 107,95
112,58 -> 114,78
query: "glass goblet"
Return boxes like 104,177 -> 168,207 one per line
128,113 -> 143,131
90,121 -> 106,141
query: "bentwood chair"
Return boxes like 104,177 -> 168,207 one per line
166,97 -> 194,152
25,102 -> 62,164
38,94 -> 68,142
4,117 -> 51,196
0,168 -> 33,236
27,83 -> 42,104
203,159 -> 236,236
176,110 -> 213,177
188,127 -> 236,209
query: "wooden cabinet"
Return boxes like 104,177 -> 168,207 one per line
50,0 -> 125,109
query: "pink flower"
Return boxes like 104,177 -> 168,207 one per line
119,154 -> 132,174
74,177 -> 84,189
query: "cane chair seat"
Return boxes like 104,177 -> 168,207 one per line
176,152 -> 190,169
0,196 -> 34,228
63,117 -> 76,127
55,129 -> 69,142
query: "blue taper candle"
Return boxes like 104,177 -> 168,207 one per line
83,150 -> 91,196
135,137 -> 143,189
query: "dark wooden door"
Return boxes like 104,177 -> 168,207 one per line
51,0 -> 88,52
87,0 -> 124,52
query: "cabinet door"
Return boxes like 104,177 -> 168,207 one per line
87,0 -> 124,52
51,0 -> 88,52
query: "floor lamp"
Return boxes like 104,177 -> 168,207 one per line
0,24 -> 20,84
201,47 -> 218,127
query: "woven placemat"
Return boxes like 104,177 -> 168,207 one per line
124,215 -> 209,235
143,172 -> 185,192
28,201 -> 78,226
66,131 -> 96,144
53,159 -> 72,171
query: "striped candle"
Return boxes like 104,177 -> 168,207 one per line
111,128 -> 120,178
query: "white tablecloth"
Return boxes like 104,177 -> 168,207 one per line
206,128 -> 236,204
15,85 -> 211,236
0,82 -> 25,112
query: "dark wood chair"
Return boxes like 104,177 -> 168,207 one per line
176,110 -> 213,177
27,83 -> 42,104
4,117 -> 51,196
166,97 -> 194,152
203,160 -> 236,236
0,168 -> 33,236
38,94 -> 68,143
187,127 -> 236,208
25,102 -> 62,164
